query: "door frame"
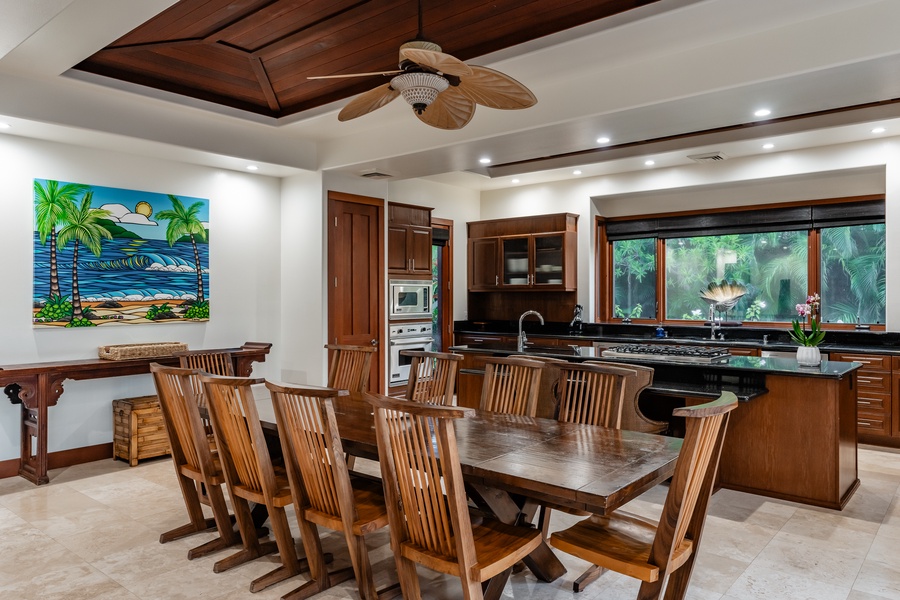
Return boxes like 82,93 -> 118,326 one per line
326,190 -> 385,392
432,217 -> 454,352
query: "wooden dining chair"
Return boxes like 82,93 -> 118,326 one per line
555,361 -> 634,428
594,361 -> 666,434
201,373 -> 308,592
364,392 -> 543,600
267,382 -> 391,600
175,348 -> 236,436
550,392 -> 738,600
325,344 -> 375,392
402,350 -> 463,405
150,363 -> 237,559
479,355 -> 545,417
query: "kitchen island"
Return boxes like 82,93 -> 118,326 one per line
451,342 -> 861,510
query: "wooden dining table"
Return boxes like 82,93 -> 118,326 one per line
254,389 -> 682,595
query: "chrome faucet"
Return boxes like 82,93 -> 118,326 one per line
708,304 -> 721,340
518,310 -> 544,352
569,304 -> 584,333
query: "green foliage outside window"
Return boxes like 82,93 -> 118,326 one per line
665,231 -> 808,322
820,224 -> 885,324
612,238 -> 656,320
610,223 -> 885,325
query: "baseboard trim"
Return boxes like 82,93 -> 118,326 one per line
0,443 -> 114,480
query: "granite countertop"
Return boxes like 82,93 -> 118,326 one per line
454,320 -> 900,356
450,342 -> 861,379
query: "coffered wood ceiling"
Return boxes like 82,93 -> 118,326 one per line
73,0 -> 660,119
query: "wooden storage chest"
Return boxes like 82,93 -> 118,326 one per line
113,395 -> 170,466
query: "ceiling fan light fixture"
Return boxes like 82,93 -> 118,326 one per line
391,72 -> 449,114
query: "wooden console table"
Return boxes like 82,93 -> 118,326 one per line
0,341 -> 271,485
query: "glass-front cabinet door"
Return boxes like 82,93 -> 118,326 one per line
502,236 -> 530,286
533,234 -> 565,286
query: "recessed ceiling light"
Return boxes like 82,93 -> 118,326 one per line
572,170 -> 582,175
596,137 -> 610,144
871,127 -> 886,134
511,178 -> 520,183
762,143 -> 775,149
644,160 -> 655,166
0,122 -> 10,129
479,157 -> 491,164
246,165 -> 258,171
754,108 -> 771,117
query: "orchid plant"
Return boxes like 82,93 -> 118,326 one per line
789,293 -> 826,347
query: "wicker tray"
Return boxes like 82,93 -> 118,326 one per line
98,342 -> 188,361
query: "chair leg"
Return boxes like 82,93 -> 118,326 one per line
395,555 -> 423,600
160,473 -> 216,543
481,566 -> 512,600
248,505 -> 302,592
573,564 -> 607,593
636,578 -> 666,600
186,483 -> 239,560
214,497 -> 278,573
282,514 -> 354,600
345,531 -> 379,600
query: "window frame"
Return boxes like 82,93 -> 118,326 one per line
596,195 -> 885,331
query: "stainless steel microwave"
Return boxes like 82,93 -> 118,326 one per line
389,279 -> 432,320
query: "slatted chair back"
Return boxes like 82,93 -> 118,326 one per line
267,382 -> 389,599
556,362 -> 633,428
150,362 -> 235,557
201,374 -> 269,498
175,349 -> 235,410
594,361 -> 665,434
268,383 -> 346,520
201,373 -> 303,592
549,392 -> 738,599
479,356 -> 545,417
403,350 -> 463,405
325,344 -> 375,392
365,392 -> 542,599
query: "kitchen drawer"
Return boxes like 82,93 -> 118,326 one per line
857,390 -> 891,412
455,333 -> 513,346
857,371 -> 892,392
727,347 -> 759,357
858,411 -> 891,436
832,352 -> 891,371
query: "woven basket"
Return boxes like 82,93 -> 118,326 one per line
98,342 -> 188,361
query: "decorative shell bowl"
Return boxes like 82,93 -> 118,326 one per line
699,280 -> 747,312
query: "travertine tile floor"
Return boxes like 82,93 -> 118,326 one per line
1,445 -> 899,600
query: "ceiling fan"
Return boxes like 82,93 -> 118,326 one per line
308,0 -> 537,130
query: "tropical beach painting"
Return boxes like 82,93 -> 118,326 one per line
33,179 -> 210,328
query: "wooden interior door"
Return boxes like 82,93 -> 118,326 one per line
327,191 -> 384,392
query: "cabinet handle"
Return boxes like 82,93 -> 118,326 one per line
495,275 -> 499,285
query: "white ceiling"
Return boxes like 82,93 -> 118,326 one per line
1,0 -> 899,189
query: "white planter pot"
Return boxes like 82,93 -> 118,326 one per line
796,346 -> 821,367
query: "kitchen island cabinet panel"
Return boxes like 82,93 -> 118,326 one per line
832,350 -> 894,444
715,373 -> 858,510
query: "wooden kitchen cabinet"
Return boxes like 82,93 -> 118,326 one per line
388,202 -> 432,276
467,213 -> 577,292
831,351 -> 893,439
726,346 -> 759,357
468,237 -> 501,290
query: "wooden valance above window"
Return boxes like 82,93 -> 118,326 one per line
605,199 -> 885,241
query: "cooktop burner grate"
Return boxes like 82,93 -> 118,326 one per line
601,344 -> 731,364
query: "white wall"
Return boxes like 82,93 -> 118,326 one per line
481,137 -> 898,327
0,135 -> 283,461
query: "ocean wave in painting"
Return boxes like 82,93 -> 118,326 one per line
81,289 -> 198,302
34,252 -> 208,273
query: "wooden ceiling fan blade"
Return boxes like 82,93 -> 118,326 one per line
400,47 -> 472,77
457,65 -> 537,110
415,87 -> 475,130
308,70 -> 401,80
338,83 -> 400,121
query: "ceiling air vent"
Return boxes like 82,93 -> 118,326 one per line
687,151 -> 728,163
360,170 -> 393,179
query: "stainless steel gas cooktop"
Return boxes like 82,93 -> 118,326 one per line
601,344 -> 731,364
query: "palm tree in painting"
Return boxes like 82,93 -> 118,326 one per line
155,195 -> 207,302
34,180 -> 90,299
56,193 -> 111,325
